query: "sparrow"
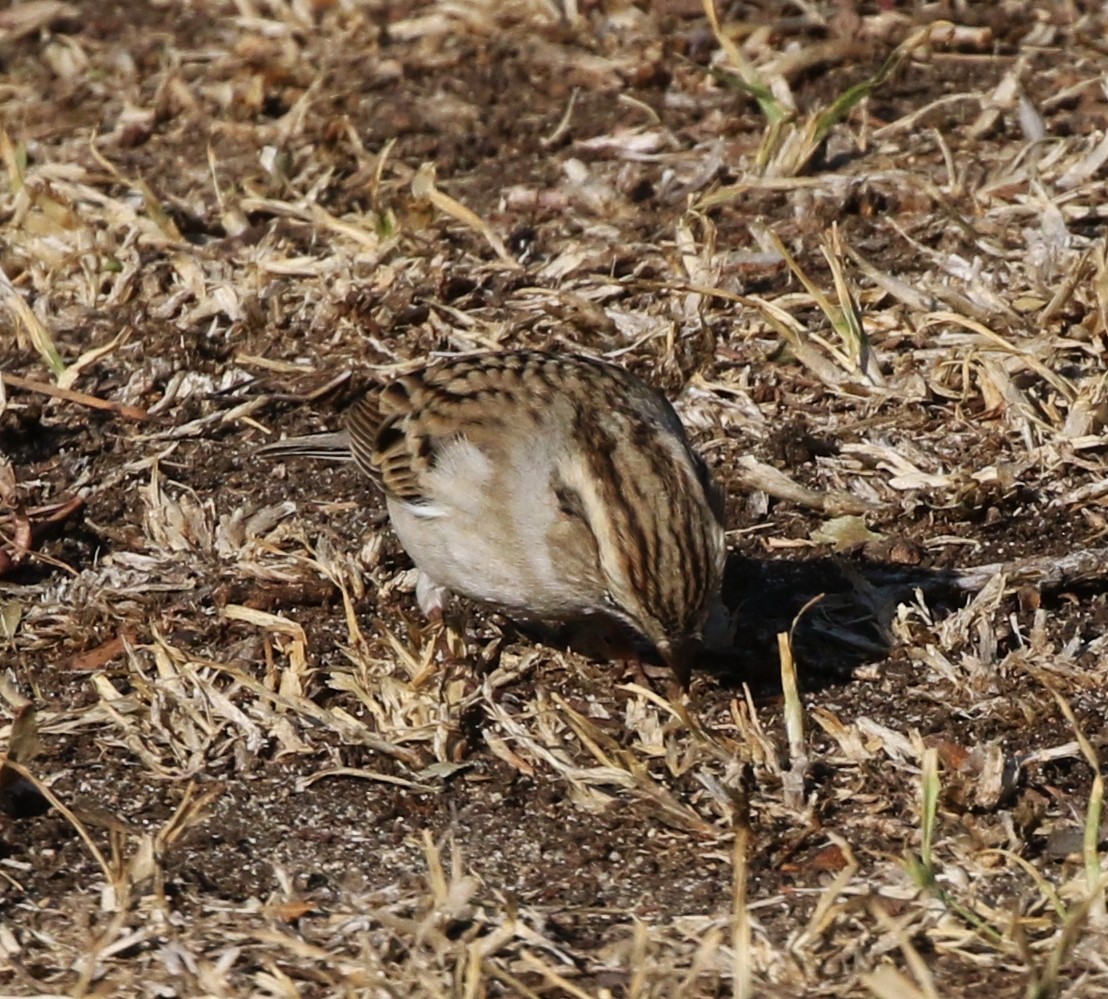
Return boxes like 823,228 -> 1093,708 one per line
258,350 -> 727,686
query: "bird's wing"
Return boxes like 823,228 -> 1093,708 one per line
346,380 -> 438,503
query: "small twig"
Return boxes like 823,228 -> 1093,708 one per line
953,547 -> 1108,594
735,455 -> 880,516
4,759 -> 114,885
28,495 -> 85,537
298,369 -> 354,402
1,372 -> 153,422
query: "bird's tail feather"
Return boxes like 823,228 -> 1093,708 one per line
255,430 -> 352,461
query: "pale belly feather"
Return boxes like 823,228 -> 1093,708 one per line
386,432 -> 605,618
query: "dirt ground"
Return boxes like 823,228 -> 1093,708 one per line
3,0 -> 1108,996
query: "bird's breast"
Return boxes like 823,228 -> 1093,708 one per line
384,431 -> 608,618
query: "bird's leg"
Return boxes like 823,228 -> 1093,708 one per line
610,632 -> 695,698
577,619 -> 680,694
622,657 -> 658,690
416,570 -> 466,662
416,569 -> 447,623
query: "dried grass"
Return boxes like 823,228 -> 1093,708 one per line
2,1 -> 1108,996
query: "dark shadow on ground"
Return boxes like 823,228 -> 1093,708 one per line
699,552 -> 964,694
512,551 -> 968,697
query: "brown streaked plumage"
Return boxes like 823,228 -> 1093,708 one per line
258,350 -> 727,687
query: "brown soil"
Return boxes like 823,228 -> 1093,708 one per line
2,1 -> 1108,996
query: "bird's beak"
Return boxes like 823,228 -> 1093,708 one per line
656,636 -> 697,691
